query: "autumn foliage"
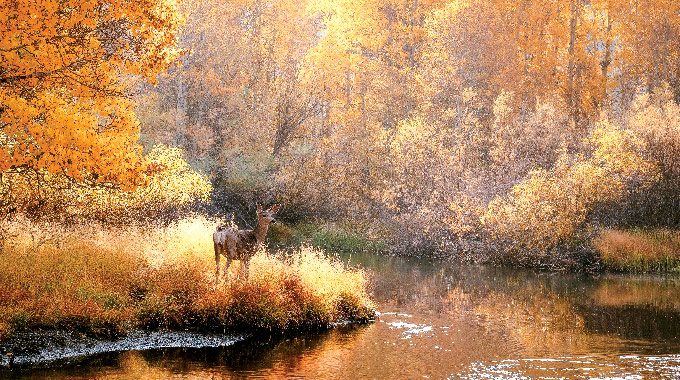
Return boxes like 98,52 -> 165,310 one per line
1,145 -> 210,224
483,121 -> 659,259
0,0 -> 184,218
3,0 -> 680,270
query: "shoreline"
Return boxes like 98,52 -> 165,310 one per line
0,318 -> 376,368
0,329 -> 248,368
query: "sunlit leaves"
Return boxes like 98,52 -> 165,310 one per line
0,145 -> 211,223
482,121 -> 659,251
0,0 -> 184,198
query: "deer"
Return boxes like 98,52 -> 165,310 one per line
213,203 -> 280,284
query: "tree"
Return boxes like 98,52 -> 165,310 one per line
614,0 -> 680,101
0,0 -> 183,193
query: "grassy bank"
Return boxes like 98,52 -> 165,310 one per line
594,229 -> 680,273
0,217 -> 375,341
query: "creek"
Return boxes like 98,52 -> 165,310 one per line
5,252 -> 680,379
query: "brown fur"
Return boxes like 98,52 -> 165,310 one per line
213,204 -> 280,284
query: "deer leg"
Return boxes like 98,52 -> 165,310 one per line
239,258 -> 251,282
225,246 -> 236,282
223,255 -> 232,283
214,242 -> 221,285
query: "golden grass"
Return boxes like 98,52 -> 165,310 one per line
0,216 -> 374,340
594,229 -> 680,272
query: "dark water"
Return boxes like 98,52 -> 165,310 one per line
6,254 -> 680,379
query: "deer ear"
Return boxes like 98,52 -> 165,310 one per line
271,204 -> 281,213
256,203 -> 262,212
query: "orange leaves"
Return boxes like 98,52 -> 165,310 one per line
2,89 -> 144,187
0,0 -> 184,200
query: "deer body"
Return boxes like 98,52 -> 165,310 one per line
213,204 -> 279,284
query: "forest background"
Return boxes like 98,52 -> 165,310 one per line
3,0 -> 680,271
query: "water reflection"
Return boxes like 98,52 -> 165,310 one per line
7,254 -> 680,379
456,355 -> 680,379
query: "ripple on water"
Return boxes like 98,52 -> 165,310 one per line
383,316 -> 434,338
452,355 -> 680,380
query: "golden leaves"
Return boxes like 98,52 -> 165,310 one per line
0,145 -> 211,221
482,120 -> 660,250
0,0 -> 184,195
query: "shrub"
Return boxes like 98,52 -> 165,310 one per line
594,229 -> 680,272
482,121 -> 659,255
269,222 -> 387,254
0,145 -> 211,224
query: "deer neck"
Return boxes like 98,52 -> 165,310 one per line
253,219 -> 270,244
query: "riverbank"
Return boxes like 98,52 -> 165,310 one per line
8,250 -> 680,378
0,217 -> 375,348
270,221 -> 680,274
268,221 -> 388,255
0,329 -> 247,367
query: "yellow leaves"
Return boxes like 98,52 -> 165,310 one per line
139,145 -> 212,202
482,119 -> 660,250
85,145 -> 213,216
0,0 -> 184,197
1,145 -> 210,220
589,120 -> 659,186
385,116 -> 446,168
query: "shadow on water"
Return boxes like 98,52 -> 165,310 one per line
6,252 -> 680,379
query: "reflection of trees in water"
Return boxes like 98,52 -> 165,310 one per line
581,276 -> 680,343
590,277 -> 680,310
364,255 -> 592,355
367,254 -> 590,314
439,267 -> 680,354
364,253 -> 680,353
29,326 -> 374,379
465,289 -> 606,355
38,350 -> 181,379
579,304 -> 680,342
129,325 -> 374,379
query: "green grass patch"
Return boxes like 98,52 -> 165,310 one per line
594,229 -> 680,273
268,222 -> 388,255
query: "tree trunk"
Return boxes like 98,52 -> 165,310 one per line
600,10 -> 613,108
567,0 -> 579,127
175,70 -> 186,148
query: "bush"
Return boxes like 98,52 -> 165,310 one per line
595,229 -> 680,272
482,121 -> 659,256
0,145 -> 211,225
268,222 -> 387,254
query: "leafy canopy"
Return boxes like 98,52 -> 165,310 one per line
0,0 -> 183,190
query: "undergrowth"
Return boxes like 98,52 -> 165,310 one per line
268,222 -> 388,255
0,216 -> 375,341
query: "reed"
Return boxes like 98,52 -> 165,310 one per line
0,217 -> 374,340
594,229 -> 680,272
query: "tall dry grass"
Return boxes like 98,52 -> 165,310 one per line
0,216 -> 374,340
594,229 -> 680,272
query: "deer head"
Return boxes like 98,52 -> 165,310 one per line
256,203 -> 281,225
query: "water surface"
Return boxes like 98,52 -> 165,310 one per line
6,254 -> 680,379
